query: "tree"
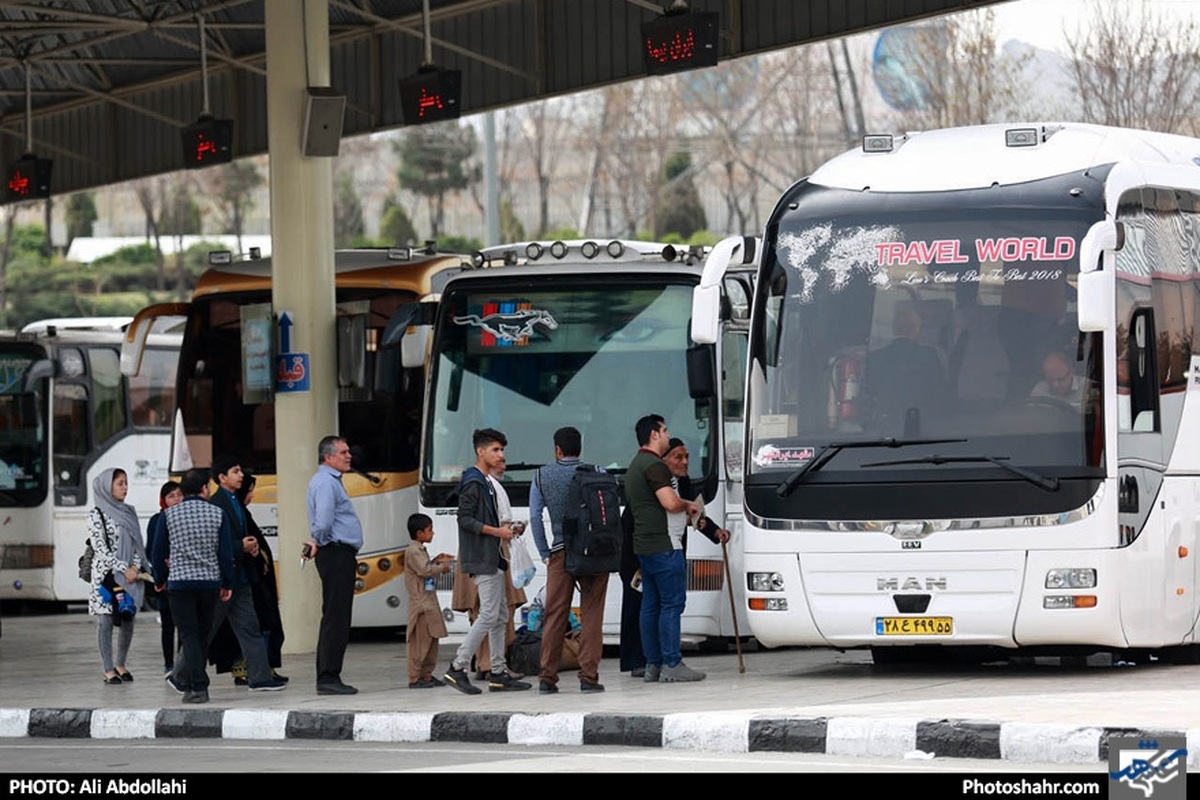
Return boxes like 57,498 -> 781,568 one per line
131,177 -> 167,290
160,179 -> 203,298
379,196 -> 418,246
203,160 -> 263,253
334,173 -> 365,248
64,192 -> 98,249
394,122 -> 481,239
654,150 -> 707,239
1065,0 -> 1200,134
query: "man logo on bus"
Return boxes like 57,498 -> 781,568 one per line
453,308 -> 558,343
876,576 -> 947,591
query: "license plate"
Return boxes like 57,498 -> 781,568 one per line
875,616 -> 953,636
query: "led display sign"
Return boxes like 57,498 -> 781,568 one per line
5,156 -> 52,202
399,68 -> 462,125
642,10 -> 719,76
180,117 -> 233,168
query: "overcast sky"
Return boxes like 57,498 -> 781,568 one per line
989,0 -> 1197,51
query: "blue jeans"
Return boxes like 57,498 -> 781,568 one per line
637,549 -> 686,668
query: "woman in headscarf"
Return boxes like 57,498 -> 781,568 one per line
145,480 -> 183,676
87,467 -> 148,684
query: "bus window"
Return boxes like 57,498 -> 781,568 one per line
53,382 -> 89,496
89,348 -> 126,443
129,347 -> 177,428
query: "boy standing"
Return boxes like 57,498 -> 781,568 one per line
444,428 -> 532,694
405,513 -> 451,688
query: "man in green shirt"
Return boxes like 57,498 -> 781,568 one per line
625,413 -> 703,682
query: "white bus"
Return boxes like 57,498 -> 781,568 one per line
0,318 -> 180,604
418,239 -> 755,643
692,123 -> 1200,664
123,247 -> 466,628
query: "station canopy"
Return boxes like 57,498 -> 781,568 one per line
0,0 -> 1001,196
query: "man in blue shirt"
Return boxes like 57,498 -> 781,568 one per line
304,435 -> 365,695
530,426 -> 608,694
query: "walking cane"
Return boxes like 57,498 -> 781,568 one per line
721,537 -> 745,673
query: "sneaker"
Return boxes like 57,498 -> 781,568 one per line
661,661 -> 706,682
271,671 -> 289,683
165,674 -> 187,694
643,664 -> 661,683
488,672 -> 532,692
580,681 -> 606,693
234,676 -> 248,687
538,679 -> 558,695
408,678 -> 443,689
116,670 -> 134,683
630,667 -> 646,678
182,689 -> 209,704
248,677 -> 287,692
316,680 -> 358,695
443,664 -> 482,695
474,670 -> 490,682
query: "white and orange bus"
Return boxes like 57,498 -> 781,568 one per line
124,247 -> 466,628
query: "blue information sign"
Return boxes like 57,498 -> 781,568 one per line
275,353 -> 310,393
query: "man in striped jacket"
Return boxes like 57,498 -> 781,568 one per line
151,468 -> 234,705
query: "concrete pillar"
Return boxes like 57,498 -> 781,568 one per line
264,0 -> 335,655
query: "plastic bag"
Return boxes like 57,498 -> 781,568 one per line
510,534 -> 536,589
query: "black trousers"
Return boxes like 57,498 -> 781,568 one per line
619,577 -> 646,672
169,589 -> 218,691
315,543 -> 356,684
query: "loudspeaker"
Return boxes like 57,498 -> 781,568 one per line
302,87 -> 346,157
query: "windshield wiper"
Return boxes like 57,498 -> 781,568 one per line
775,437 -> 968,498
860,454 -> 1060,492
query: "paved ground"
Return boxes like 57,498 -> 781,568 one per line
1,609 -> 1198,766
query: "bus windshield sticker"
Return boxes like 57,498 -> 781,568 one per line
0,356 -> 33,395
452,302 -> 558,345
778,224 -> 901,302
872,236 -> 1076,267
754,444 -> 815,469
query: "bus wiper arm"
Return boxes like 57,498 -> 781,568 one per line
859,454 -> 1060,492
775,437 -> 967,498
500,463 -> 541,472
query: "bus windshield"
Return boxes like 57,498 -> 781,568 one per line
0,346 -> 47,505
424,278 -> 712,491
176,289 -> 424,475
749,179 -> 1105,488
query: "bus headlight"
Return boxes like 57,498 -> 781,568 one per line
748,572 -> 784,592
1044,568 -> 1096,589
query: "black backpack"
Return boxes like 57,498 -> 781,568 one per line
561,465 -> 622,575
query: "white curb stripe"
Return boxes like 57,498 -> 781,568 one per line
663,711 -> 750,753
1000,723 -> 1101,763
827,716 -> 918,758
0,709 -> 30,738
353,712 -> 435,742
90,709 -> 157,739
507,712 -> 585,746
222,709 -> 289,740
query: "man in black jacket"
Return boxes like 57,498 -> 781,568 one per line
443,429 -> 531,695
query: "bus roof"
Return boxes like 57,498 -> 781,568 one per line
810,123 -> 1200,193
191,249 -> 469,298
20,317 -> 131,334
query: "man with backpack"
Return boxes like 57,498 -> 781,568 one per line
626,414 -> 704,682
530,426 -> 611,694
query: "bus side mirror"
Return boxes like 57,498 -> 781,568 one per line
1077,220 -> 1122,333
23,359 -> 55,391
691,285 -> 721,345
686,344 -> 716,399
382,301 -> 436,369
